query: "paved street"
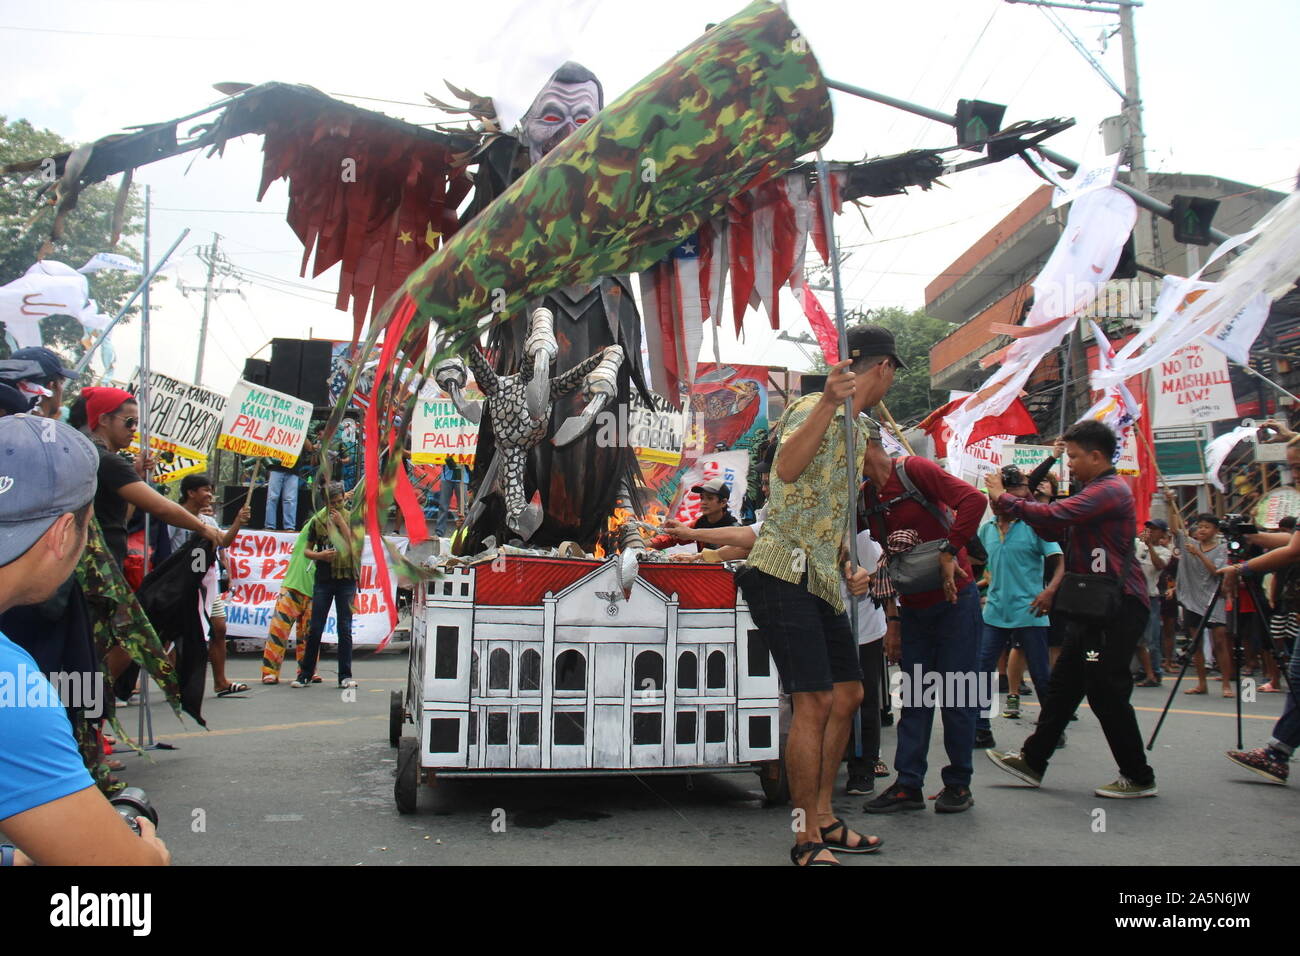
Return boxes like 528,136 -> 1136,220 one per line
116,649 -> 1298,866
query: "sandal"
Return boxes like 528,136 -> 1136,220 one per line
1260,682 -> 1285,693
1184,686 -> 1207,695
874,758 -> 890,778
261,676 -> 279,685
216,681 -> 249,697
790,841 -> 839,866
1137,678 -> 1160,687
821,817 -> 883,854
1222,688 -> 1236,698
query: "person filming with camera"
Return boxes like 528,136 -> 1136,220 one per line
0,416 -> 170,865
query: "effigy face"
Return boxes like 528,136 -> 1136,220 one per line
518,66 -> 602,165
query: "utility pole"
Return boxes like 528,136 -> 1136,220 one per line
178,233 -> 242,385
1116,2 -> 1155,269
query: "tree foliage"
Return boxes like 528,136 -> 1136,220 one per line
0,115 -> 144,362
811,305 -> 952,427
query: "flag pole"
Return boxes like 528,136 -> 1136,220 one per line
815,152 -> 863,759
877,400 -> 915,455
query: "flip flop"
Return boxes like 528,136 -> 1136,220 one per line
261,676 -> 279,685
1259,683 -> 1285,693
216,682 -> 249,697
1184,686 -> 1208,695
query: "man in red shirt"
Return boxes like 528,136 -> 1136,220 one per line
861,435 -> 987,814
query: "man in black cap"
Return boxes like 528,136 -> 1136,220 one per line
2,347 -> 75,418
653,477 -> 738,552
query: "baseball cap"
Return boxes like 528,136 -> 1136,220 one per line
0,414 -> 99,565
9,346 -> 74,381
1144,518 -> 1169,531
691,477 -> 731,498
846,324 -> 908,370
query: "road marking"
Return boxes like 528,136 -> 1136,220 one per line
158,715 -> 385,740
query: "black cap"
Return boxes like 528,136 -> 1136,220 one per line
846,324 -> 908,370
1144,518 -> 1169,531
10,346 -> 74,381
691,478 -> 732,499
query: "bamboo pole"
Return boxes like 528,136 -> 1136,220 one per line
877,400 -> 915,455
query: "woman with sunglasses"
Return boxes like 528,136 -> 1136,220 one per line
71,388 -> 223,570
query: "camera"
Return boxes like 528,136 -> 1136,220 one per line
1220,513 -> 1260,557
109,787 -> 158,836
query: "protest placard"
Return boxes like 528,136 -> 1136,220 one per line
1151,342 -> 1235,426
222,530 -> 408,646
411,381 -> 481,466
128,370 -> 227,459
1001,442 -> 1071,493
216,380 -> 313,466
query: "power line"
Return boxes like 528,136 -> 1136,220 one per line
0,23 -> 216,40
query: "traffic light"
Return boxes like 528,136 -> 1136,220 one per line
1112,233 -> 1137,279
1170,194 -> 1220,246
955,99 -> 1006,150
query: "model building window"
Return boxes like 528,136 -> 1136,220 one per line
677,651 -> 698,690
434,625 -> 458,680
487,711 -> 509,746
705,709 -> 726,743
746,629 -> 770,677
706,650 -> 727,689
519,649 -> 541,692
675,710 -> 697,745
555,649 -> 587,691
470,650 -> 479,692
519,711 -> 540,746
632,712 -> 663,745
633,650 -> 664,693
488,648 -> 511,690
553,710 -> 585,746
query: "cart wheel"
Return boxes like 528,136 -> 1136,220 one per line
388,690 -> 404,748
757,758 -> 789,804
395,736 -> 419,814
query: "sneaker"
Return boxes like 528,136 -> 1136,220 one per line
863,780 -> 925,813
1095,776 -> 1157,799
339,678 -> 358,688
1018,683 -> 1033,697
1055,731 -> 1067,750
985,749 -> 1043,787
974,728 -> 997,749
845,774 -> 874,796
873,758 -> 890,778
311,675 -> 323,684
290,678 -> 310,688
1001,694 -> 1021,719
1224,748 -> 1289,785
934,784 -> 974,813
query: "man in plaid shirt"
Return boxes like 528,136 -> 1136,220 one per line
984,420 -> 1157,799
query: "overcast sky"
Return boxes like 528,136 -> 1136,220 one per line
4,0 -> 1296,394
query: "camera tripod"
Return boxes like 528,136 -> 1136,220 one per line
1148,571 -> 1290,750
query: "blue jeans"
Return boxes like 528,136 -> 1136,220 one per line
298,575 -> 356,684
264,470 -> 299,530
895,581 -> 981,790
976,624 -> 1051,732
436,473 -> 460,536
1269,632 -> 1300,756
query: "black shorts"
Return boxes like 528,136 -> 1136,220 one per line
737,567 -> 862,694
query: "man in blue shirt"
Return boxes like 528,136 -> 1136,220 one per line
974,465 -> 1064,751
0,415 -> 169,865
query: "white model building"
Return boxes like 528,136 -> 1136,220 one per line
409,555 -> 779,773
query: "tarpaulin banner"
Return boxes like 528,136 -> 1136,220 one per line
128,370 -> 228,460
671,450 -> 750,526
628,391 -> 686,467
216,380 -> 312,466
1001,442 -> 1070,494
222,530 -> 408,645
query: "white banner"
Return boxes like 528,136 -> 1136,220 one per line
1151,342 -> 1236,426
958,433 -> 1015,488
216,380 -> 312,466
672,450 -> 749,525
222,530 -> 408,645
410,383 -> 481,465
1001,442 -> 1070,493
1203,425 -> 1256,492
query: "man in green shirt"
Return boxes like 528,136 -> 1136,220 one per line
293,483 -> 360,689
737,324 -> 901,866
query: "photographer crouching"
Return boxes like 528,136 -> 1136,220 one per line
0,415 -> 170,865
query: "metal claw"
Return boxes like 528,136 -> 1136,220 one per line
526,349 -> 550,421
551,393 -> 610,447
508,502 -> 544,541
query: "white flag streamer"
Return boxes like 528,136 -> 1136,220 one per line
1203,425 -> 1257,493
1094,189 -> 1300,390
78,252 -> 143,275
944,186 -> 1137,475
0,261 -> 110,348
